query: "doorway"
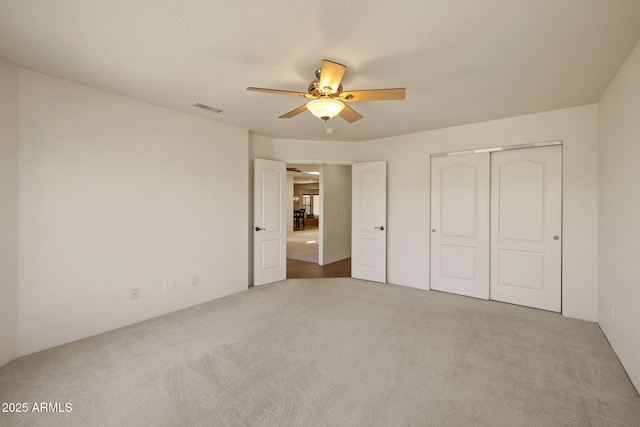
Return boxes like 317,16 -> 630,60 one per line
286,163 -> 351,278
253,159 -> 387,286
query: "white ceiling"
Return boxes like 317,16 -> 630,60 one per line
288,163 -> 320,184
1,1 -> 639,142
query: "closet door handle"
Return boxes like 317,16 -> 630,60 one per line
255,227 -> 265,231
375,226 -> 385,231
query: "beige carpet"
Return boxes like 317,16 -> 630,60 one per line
1,278 -> 639,426
287,229 -> 318,263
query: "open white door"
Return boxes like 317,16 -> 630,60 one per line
430,153 -> 490,299
352,161 -> 387,283
490,146 -> 562,312
254,158 -> 286,286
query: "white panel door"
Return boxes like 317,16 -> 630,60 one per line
430,153 -> 490,299
253,158 -> 286,286
490,146 -> 562,312
352,161 -> 386,283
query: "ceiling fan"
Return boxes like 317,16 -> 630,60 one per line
247,59 -> 406,123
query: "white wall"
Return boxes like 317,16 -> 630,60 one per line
249,133 -> 275,159
358,105 -> 599,322
271,139 -> 358,163
0,58 -> 19,366
17,70 -> 249,356
320,165 -> 352,265
598,40 -> 640,390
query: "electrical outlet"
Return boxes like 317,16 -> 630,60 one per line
163,279 -> 176,290
131,287 -> 139,299
191,275 -> 198,286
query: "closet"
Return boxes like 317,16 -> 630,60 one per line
430,144 -> 562,312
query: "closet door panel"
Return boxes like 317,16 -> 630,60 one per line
431,153 -> 490,300
490,146 -> 562,312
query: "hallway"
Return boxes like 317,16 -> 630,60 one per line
287,225 -> 319,264
286,223 -> 351,278
286,258 -> 351,279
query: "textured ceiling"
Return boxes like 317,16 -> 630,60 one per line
1,1 -> 639,141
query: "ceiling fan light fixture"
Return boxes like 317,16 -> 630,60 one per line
247,59 -> 404,124
306,98 -> 345,122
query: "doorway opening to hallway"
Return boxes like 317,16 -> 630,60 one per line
286,163 -> 351,279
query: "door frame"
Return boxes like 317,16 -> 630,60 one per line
252,159 -> 357,286
290,160 -> 355,269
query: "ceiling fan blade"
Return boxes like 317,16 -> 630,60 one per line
338,104 -> 363,123
339,88 -> 406,101
319,60 -> 346,95
247,87 -> 306,97
279,104 -> 308,119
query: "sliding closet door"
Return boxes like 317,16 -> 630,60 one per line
490,146 -> 562,312
430,153 -> 490,299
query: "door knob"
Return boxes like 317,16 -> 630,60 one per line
375,226 -> 385,231
554,235 -> 559,240
255,226 -> 265,231
432,229 -> 436,233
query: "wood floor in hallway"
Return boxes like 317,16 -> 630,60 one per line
287,258 -> 351,279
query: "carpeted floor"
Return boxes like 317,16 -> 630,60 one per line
287,228 -> 319,263
1,278 -> 639,426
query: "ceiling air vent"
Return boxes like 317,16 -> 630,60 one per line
190,102 -> 223,114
